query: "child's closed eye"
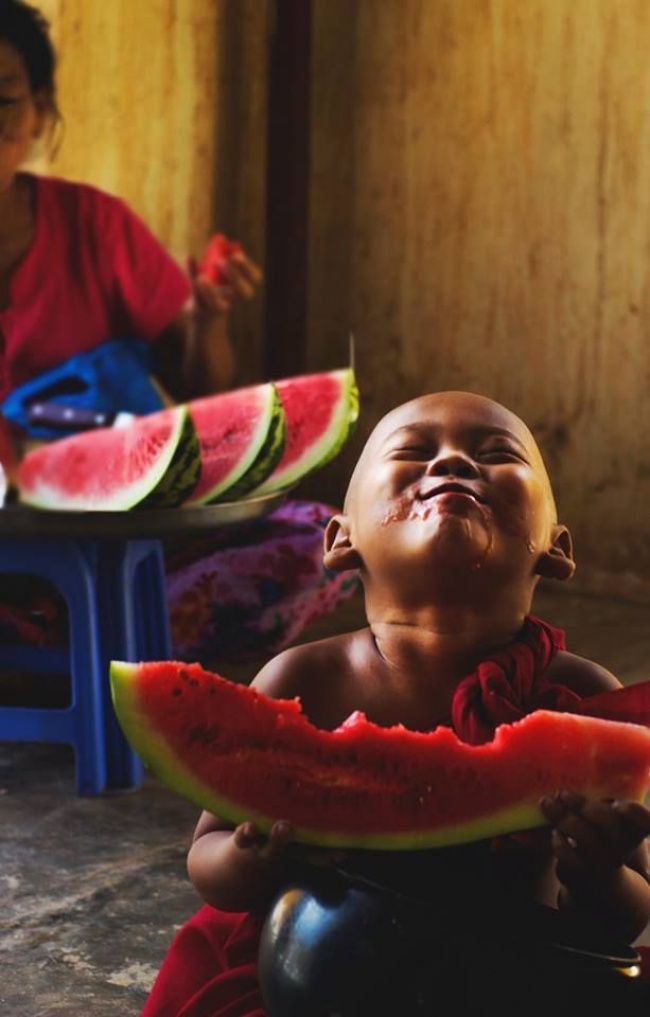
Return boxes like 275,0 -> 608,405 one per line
477,445 -> 528,464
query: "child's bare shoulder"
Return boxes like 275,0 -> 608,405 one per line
544,648 -> 621,697
251,628 -> 377,728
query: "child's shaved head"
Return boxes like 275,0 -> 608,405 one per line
345,391 -> 558,521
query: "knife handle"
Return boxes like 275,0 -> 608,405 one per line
27,403 -> 117,430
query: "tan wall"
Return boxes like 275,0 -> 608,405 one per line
309,0 -> 650,593
34,0 -> 269,380
21,1 -> 650,589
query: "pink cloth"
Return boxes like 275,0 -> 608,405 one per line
0,173 -> 190,399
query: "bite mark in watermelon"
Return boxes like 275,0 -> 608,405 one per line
17,405 -> 200,511
184,383 -> 286,505
109,660 -> 650,850
251,368 -> 359,496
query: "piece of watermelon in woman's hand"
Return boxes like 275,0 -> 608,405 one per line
198,233 -> 244,286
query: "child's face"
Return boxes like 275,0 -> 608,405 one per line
0,39 -> 46,191
340,391 -> 566,595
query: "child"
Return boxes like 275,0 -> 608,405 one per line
144,390 -> 650,1016
0,0 -> 358,666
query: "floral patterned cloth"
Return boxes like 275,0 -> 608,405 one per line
165,500 -> 360,664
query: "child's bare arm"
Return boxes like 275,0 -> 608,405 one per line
187,811 -> 296,913
188,807 -> 348,914
540,790 -> 650,942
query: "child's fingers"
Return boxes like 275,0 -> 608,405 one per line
541,791 -> 649,872
262,821 -> 294,862
612,800 -> 650,839
233,821 -> 265,850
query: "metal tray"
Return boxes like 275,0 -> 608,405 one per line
0,491 -> 287,540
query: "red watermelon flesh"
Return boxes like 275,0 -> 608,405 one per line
251,368 -> 359,496
16,405 -> 199,511
184,383 -> 285,504
199,233 -> 243,286
109,660 -> 650,851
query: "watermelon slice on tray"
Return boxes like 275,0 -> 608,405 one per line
184,383 -> 286,505
110,660 -> 650,851
16,405 -> 200,511
250,368 -> 359,496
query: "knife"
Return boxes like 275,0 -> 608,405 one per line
26,402 -> 137,431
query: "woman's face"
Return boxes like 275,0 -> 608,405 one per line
0,39 -> 46,193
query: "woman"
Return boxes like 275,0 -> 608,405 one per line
0,0 -> 359,666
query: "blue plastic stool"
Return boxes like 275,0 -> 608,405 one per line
0,535 -> 171,794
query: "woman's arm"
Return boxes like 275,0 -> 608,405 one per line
152,249 -> 262,401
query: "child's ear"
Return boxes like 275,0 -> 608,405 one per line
535,524 -> 576,582
323,514 -> 363,573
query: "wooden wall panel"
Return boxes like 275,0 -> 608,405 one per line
34,0 -> 269,381
309,0 -> 650,591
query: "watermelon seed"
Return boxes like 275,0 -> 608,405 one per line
188,724 -> 220,744
172,688 -> 183,697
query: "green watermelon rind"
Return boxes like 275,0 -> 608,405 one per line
18,406 -> 197,512
109,661 -> 650,851
186,384 -> 286,505
252,368 -> 360,496
206,386 -> 287,503
139,407 -> 202,509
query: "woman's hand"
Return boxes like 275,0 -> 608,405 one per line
187,244 -> 262,320
163,244 -> 262,398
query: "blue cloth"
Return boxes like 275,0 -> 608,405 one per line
1,338 -> 164,439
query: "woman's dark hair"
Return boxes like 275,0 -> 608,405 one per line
0,0 -> 59,117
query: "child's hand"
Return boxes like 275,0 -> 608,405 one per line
540,789 -> 650,885
232,820 -> 347,870
232,819 -> 294,865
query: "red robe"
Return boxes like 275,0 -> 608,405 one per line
142,616 -> 650,1016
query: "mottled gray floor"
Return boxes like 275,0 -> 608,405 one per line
3,586 -> 650,1015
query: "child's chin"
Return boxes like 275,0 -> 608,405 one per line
426,517 -> 492,561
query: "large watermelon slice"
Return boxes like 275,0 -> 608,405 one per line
109,660 -> 650,851
250,368 -> 359,496
17,405 -> 200,511
184,383 -> 286,505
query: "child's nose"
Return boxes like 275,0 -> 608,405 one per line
426,449 -> 479,479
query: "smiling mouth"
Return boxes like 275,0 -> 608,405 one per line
420,482 -> 486,504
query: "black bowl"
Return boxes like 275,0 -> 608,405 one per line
258,861 -> 645,1017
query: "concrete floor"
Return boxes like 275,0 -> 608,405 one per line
3,585 -> 650,1016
